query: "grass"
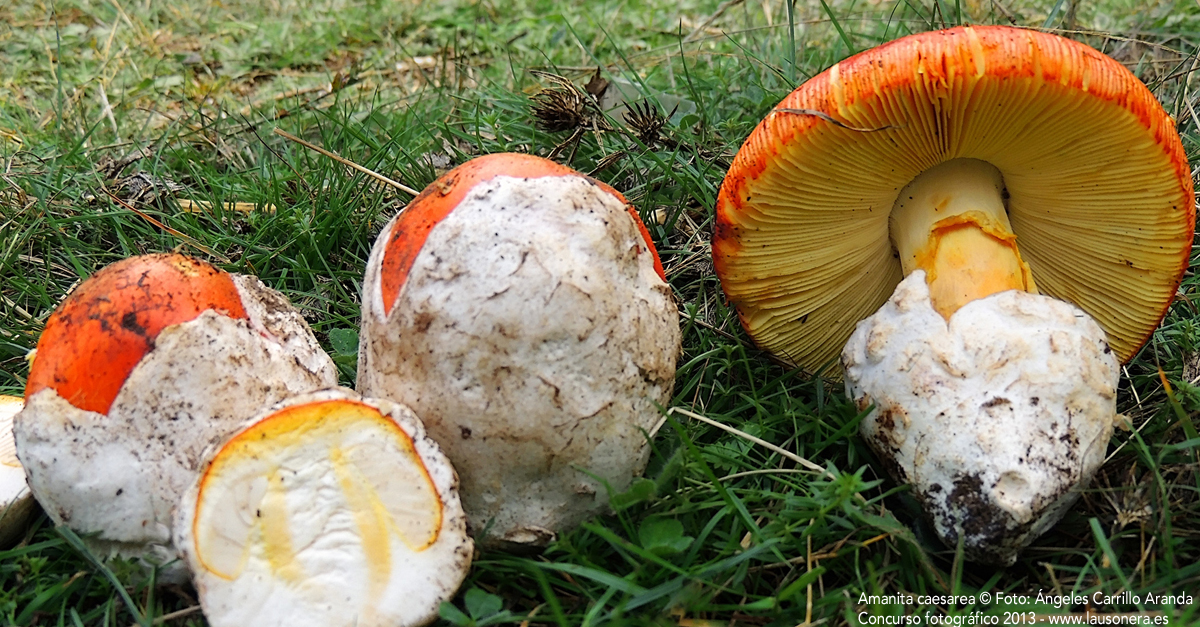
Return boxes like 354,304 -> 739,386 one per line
2,0 -> 1200,624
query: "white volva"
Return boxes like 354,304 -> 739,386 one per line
175,389 -> 472,627
359,174 -> 680,546
842,272 -> 1120,564
14,276 -> 337,578
0,396 -> 34,547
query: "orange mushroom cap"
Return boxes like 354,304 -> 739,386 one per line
714,25 -> 1194,371
379,153 -> 665,316
25,254 -> 248,415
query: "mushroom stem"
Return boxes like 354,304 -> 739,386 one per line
890,159 -> 1038,319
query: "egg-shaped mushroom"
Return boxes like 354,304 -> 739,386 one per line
358,153 -> 680,547
15,254 -> 338,576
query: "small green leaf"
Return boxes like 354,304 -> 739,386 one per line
778,566 -> 826,601
638,518 -> 693,556
328,328 -> 359,356
611,477 -> 656,510
740,596 -> 776,611
438,601 -> 474,626
152,75 -> 184,89
464,588 -> 503,619
131,77 -> 156,93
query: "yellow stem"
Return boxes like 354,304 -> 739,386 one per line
890,159 -> 1036,318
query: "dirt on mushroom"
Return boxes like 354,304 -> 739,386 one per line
358,153 -> 680,548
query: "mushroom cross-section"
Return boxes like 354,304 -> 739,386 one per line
176,389 -> 472,627
714,25 -> 1194,563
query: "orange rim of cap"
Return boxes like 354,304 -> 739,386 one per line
379,153 -> 666,316
714,25 -> 1194,369
25,254 -> 248,415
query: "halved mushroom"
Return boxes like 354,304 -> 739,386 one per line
175,389 -> 472,627
714,26 -> 1193,563
15,254 -> 337,576
358,153 -> 680,547
1,395 -> 34,548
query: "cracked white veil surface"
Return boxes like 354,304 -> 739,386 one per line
842,271 -> 1120,564
359,174 -> 680,546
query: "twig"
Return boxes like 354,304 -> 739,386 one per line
773,108 -> 898,132
1105,410 -> 1156,464
546,126 -> 586,161
1132,535 -> 1156,581
679,310 -> 739,343
243,119 -> 313,195
101,189 -> 231,263
128,605 -> 203,627
517,604 -> 543,627
587,149 -> 626,176
992,0 -> 1020,25
719,468 -> 810,481
753,528 -> 881,570
273,129 -> 419,196
96,82 -> 119,141
100,146 -> 153,178
668,407 -> 871,507
684,0 -> 748,42
178,199 -> 274,214
666,407 -> 826,474
805,534 -> 814,626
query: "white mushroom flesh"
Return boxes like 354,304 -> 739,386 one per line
175,389 -> 472,627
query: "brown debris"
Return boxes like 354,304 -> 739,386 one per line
529,70 -> 605,134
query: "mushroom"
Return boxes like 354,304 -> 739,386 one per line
713,26 -> 1193,563
16,254 -> 338,576
1,395 -> 35,548
175,388 -> 471,627
358,153 -> 680,547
